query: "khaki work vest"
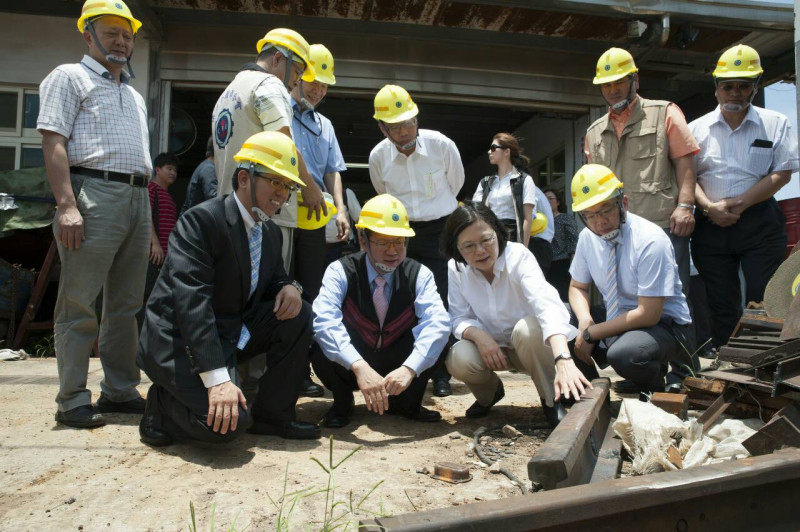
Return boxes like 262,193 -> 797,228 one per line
586,98 -> 677,228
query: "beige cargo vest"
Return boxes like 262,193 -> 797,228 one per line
212,70 -> 297,228
586,98 -> 676,228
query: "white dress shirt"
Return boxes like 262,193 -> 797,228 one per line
471,169 -> 536,220
533,186 -> 555,243
690,105 -> 799,203
368,129 -> 465,221
448,242 -> 576,346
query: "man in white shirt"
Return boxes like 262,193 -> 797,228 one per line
690,44 -> 799,350
368,84 -> 465,397
569,165 -> 693,394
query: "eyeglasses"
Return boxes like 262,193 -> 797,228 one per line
489,144 -> 504,152
257,174 -> 299,193
291,62 -> 305,79
457,233 -> 497,255
386,118 -> 417,134
717,82 -> 755,93
581,203 -> 618,224
369,238 -> 406,251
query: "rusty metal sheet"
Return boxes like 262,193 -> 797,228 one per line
360,449 -> 800,531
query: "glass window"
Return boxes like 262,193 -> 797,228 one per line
0,92 -> 19,130
0,146 -> 15,171
21,146 -> 44,168
23,93 -> 39,129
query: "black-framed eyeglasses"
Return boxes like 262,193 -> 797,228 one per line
257,173 -> 299,193
718,82 -> 755,93
489,144 -> 504,152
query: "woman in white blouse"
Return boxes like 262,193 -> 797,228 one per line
441,202 -> 591,427
472,133 -> 536,247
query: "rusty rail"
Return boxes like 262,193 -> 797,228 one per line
359,448 -> 800,531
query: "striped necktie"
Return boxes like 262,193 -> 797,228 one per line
605,240 -> 620,321
237,223 -> 262,350
373,276 -> 388,348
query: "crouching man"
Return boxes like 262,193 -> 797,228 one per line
137,131 -> 320,446
311,194 -> 450,428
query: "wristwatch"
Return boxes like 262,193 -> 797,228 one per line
290,280 -> 303,295
582,327 -> 594,344
554,353 -> 573,364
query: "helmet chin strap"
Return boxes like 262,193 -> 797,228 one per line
717,76 -> 760,113
86,20 -> 135,78
246,164 -> 273,223
584,195 -> 627,241
609,75 -> 637,114
298,81 -> 316,111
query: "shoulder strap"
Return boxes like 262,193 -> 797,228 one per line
480,176 -> 494,205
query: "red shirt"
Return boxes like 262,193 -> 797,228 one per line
147,181 -> 177,253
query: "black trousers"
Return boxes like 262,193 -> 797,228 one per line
408,216 -> 451,382
691,199 -> 786,348
149,301 -> 313,443
310,344 -> 443,416
529,237 -> 553,276
546,258 -> 572,302
293,226 -> 327,302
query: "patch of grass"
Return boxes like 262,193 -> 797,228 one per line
31,334 -> 55,358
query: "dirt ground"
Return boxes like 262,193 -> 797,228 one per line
0,357 -> 626,531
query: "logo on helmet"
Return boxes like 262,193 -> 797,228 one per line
392,213 -> 399,222
734,59 -> 742,66
290,157 -> 297,166
395,101 -> 402,108
582,186 -> 590,194
321,63 -> 328,70
604,65 -> 611,71
213,109 -> 234,149
115,2 -> 123,9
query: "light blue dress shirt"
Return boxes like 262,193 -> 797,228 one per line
291,101 -> 347,189
312,256 -> 451,375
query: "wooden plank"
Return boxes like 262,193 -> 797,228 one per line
650,392 -> 688,419
720,338 -> 800,367
698,369 -> 775,395
687,388 -> 791,412
683,377 -> 726,395
742,415 -> 800,456
588,423 -> 622,484
687,396 -> 777,421
527,379 -> 610,490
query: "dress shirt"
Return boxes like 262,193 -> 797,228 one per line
448,242 -> 576,346
37,55 -> 152,176
533,186 -> 555,242
570,212 -> 691,324
198,193 -> 260,388
290,101 -> 347,189
313,258 -> 450,375
471,169 -> 536,220
368,129 -> 465,221
690,105 -> 799,203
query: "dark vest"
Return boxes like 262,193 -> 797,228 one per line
340,252 -> 421,357
480,172 -> 527,243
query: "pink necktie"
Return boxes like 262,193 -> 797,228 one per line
373,276 -> 388,328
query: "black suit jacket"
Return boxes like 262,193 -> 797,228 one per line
138,194 -> 289,389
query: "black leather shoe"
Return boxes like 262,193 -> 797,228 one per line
386,405 -> 442,422
322,398 -> 354,428
541,401 -> 567,428
613,379 -> 663,395
465,380 -> 505,419
96,393 -> 146,414
300,379 -> 325,398
249,420 -> 321,440
432,378 -> 452,397
55,405 -> 105,429
139,414 -> 174,447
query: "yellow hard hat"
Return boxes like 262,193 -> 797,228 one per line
356,194 -> 415,237
233,131 -> 305,188
309,44 -> 336,85
571,164 -> 623,212
713,44 -> 763,79
256,28 -> 316,83
593,48 -> 638,85
77,0 -> 142,34
529,212 -> 548,236
297,191 -> 337,230
373,85 -> 419,123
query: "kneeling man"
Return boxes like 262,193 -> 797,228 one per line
311,194 -> 450,428
138,131 -> 319,446
569,164 -> 694,394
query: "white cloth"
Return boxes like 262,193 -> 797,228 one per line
570,212 -> 691,325
448,242 -> 576,346
37,55 -> 152,176
690,104 -> 799,203
533,186 -> 555,242
471,169 -> 536,220
368,129 -> 465,221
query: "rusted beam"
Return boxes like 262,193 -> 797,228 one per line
742,409 -> 800,456
588,422 -> 622,484
650,392 -> 688,419
526,378 -> 610,490
697,387 -> 738,432
359,449 -> 800,531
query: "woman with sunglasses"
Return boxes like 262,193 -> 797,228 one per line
473,133 -> 537,247
440,202 -> 592,427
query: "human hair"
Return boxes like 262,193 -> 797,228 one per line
205,136 -> 214,157
231,167 -> 246,191
493,132 -> 530,174
153,152 -> 179,172
543,187 -> 564,213
441,201 -> 509,268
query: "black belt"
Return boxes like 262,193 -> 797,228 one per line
70,166 -> 148,187
409,215 -> 448,228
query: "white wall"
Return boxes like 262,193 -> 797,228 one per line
0,13 -> 149,98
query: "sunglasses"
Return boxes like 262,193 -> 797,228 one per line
489,144 -> 505,152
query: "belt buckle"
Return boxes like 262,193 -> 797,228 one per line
102,170 -> 110,182
129,174 -> 136,186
